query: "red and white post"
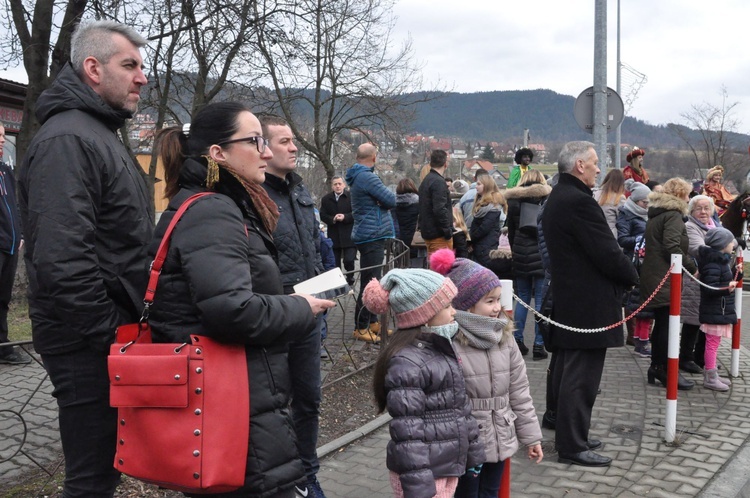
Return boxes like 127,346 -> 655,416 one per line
665,254 -> 682,443
731,248 -> 743,378
499,279 -> 513,498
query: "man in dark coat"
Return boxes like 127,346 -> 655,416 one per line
418,149 -> 453,258
319,176 -> 356,286
260,115 -> 327,498
17,21 -> 153,496
0,122 -> 29,365
541,141 -> 638,468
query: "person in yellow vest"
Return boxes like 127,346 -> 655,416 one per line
507,147 -> 534,188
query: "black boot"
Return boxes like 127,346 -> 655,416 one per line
542,410 -> 556,430
533,344 -> 548,360
516,339 -> 529,356
647,364 -> 695,390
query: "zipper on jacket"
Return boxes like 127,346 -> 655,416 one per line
262,348 -> 278,394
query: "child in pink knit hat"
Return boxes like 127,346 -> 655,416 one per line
367,268 -> 486,498
431,249 -> 543,497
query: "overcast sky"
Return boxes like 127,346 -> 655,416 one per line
391,0 -> 750,133
2,0 -> 748,136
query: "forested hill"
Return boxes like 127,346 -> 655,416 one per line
408,89 -> 685,147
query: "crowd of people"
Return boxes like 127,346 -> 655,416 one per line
3,19 -> 745,498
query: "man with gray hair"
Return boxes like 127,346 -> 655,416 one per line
18,21 -> 152,496
542,141 -> 638,467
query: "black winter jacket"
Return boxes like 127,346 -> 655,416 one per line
616,203 -> 647,259
385,332 -> 485,498
263,172 -> 322,294
0,162 -> 21,255
18,63 -> 153,354
319,190 -> 354,249
504,183 -> 550,278
149,158 -> 314,497
697,246 -> 737,325
470,204 -> 504,268
418,169 -> 453,240
542,174 -> 639,350
395,192 -> 420,249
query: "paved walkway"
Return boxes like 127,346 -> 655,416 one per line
3,291 -> 750,497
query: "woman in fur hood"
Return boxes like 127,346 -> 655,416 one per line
640,177 -> 698,391
502,170 -> 552,359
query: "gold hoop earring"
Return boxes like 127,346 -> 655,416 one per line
203,155 -> 220,189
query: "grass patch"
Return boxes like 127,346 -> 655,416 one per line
8,298 -> 31,342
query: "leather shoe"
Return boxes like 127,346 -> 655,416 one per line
541,411 -> 556,430
558,450 -> 611,467
587,439 -> 602,450
648,364 -> 695,390
679,360 -> 703,374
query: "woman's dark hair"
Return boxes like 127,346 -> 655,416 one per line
396,178 -> 418,195
645,180 -> 660,191
373,328 -> 420,413
156,101 -> 251,199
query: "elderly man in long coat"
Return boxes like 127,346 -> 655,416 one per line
542,141 -> 639,467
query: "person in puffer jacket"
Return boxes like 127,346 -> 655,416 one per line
431,250 -> 543,497
368,269 -> 485,498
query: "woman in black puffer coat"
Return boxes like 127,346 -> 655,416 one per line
503,170 -> 551,358
470,175 -> 511,279
150,102 -> 334,498
394,178 -> 420,260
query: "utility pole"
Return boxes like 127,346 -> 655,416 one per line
523,129 -> 529,148
593,0 -> 608,175
615,0 -> 622,169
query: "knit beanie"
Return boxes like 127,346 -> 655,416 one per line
452,179 -> 469,195
362,269 -> 457,329
430,249 -> 502,311
626,180 -> 651,202
704,227 -> 735,251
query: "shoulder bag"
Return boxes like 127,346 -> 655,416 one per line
518,201 -> 541,236
109,192 -> 250,494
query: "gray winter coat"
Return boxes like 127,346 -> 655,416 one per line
18,63 -> 153,354
681,217 -> 712,325
453,311 -> 542,463
385,331 -> 485,498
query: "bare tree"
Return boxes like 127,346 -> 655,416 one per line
668,87 -> 745,178
2,0 -> 88,159
250,0 -> 438,183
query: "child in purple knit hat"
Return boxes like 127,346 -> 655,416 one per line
367,268 -> 486,498
431,249 -> 543,496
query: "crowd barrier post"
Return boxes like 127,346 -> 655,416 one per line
731,248 -> 743,378
665,254 -> 682,443
499,279 -> 513,498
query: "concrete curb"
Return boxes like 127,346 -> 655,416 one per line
317,413 -> 392,460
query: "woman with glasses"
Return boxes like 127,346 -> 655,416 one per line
681,195 -> 720,373
151,101 -> 335,498
617,180 -> 653,356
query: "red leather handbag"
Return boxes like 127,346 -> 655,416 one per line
108,193 -> 250,494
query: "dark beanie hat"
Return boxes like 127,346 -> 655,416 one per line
704,227 -> 735,251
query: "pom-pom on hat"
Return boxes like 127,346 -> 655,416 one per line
627,180 -> 651,202
430,249 -> 502,311
362,269 -> 457,329
704,227 -> 735,251
626,147 -> 645,163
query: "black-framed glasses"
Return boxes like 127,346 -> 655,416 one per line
217,135 -> 268,153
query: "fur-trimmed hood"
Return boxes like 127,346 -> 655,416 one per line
647,191 -> 689,216
502,182 -> 552,201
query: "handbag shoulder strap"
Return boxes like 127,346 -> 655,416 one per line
144,192 -> 214,305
